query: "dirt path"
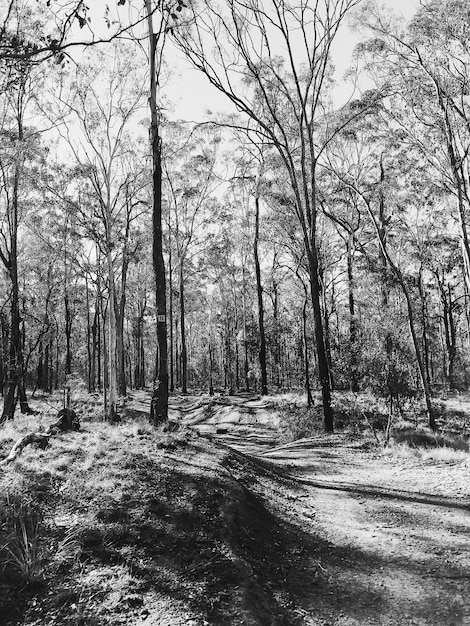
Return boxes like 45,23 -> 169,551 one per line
176,395 -> 470,625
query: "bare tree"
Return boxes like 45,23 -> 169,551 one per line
175,0 -> 362,430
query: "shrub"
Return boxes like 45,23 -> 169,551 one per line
279,403 -> 322,442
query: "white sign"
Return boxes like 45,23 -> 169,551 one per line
157,315 -> 166,322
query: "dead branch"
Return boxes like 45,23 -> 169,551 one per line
0,409 -> 80,467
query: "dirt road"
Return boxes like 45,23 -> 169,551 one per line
177,395 -> 470,625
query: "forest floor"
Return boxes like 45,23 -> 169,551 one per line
0,390 -> 469,625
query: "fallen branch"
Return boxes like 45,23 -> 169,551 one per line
0,408 -> 80,467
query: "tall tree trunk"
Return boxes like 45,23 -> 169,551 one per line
272,278 -> 281,388
242,266 -> 250,392
91,303 -> 98,393
208,310 -> 214,395
146,0 -> 168,424
64,291 -> 72,380
208,342 -> 214,395
0,312 -> 7,397
302,294 -> 314,407
347,234 -> 359,392
1,163 -> 27,421
233,286 -> 240,390
418,268 -> 432,390
169,237 -> 175,392
116,263 -> 128,397
134,295 -> 146,389
438,275 -> 457,390
179,262 -> 187,393
44,340 -> 51,393
105,228 -> 119,423
254,190 -> 268,395
86,274 -> 93,393
305,242 -> 334,433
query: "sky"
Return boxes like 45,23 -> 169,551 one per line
166,0 -> 421,121
66,0 -> 420,122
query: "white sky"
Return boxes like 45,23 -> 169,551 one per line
166,0 -> 420,121
67,0 -> 419,122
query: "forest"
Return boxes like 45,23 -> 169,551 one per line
1,1 -> 470,625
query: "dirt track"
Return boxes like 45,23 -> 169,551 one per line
175,395 -> 470,625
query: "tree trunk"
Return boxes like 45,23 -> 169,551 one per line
134,295 -> 146,389
116,291 -> 127,397
418,269 -> 432,390
0,312 -> 7,396
208,343 -> 214,395
302,294 -> 314,407
146,0 -> 168,424
306,243 -> 334,433
438,276 -> 457,391
64,291 -> 72,380
105,236 -> 119,423
179,262 -> 187,394
272,278 -> 281,388
169,238 -> 175,392
254,191 -> 268,395
91,303 -> 98,393
86,274 -> 93,393
1,163 -> 27,422
242,266 -> 250,392
116,238 -> 130,397
347,234 -> 359,392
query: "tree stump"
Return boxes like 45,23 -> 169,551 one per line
0,408 -> 81,466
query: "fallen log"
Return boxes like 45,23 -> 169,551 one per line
0,408 -> 80,467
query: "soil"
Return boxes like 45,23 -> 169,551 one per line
1,392 -> 469,625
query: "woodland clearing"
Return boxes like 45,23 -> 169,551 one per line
0,391 -> 469,626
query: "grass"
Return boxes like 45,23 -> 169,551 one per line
0,394 -> 307,625
0,388 -> 469,623
0,501 -> 43,584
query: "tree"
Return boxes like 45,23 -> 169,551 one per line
52,43 -> 147,422
176,0 -> 364,431
164,123 -> 220,394
357,0 -> 470,327
0,17 -> 43,420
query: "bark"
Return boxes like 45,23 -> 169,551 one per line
1,162 -> 27,422
438,275 -> 458,390
134,296 -> 146,389
86,275 -> 93,393
105,244 -> 119,423
302,295 -> 314,407
254,190 -> 268,395
233,286 -> 240,390
179,262 -> 187,393
116,278 -> 127,397
146,0 -> 168,424
0,312 -> 7,396
91,302 -> 99,393
347,234 -> 359,392
242,266 -> 250,392
272,278 -> 281,388
116,212 -> 131,397
208,341 -> 214,396
418,269 -> 432,390
169,237 -> 175,392
64,291 -> 72,379
306,243 -> 334,433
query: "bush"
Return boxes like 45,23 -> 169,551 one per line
279,403 -> 322,442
